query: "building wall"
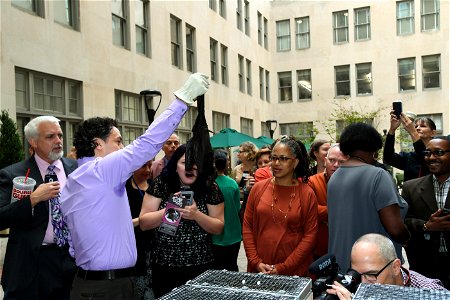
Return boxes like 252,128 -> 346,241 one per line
0,0 -> 448,152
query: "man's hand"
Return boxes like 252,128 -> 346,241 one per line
174,73 -> 210,105
29,182 -> 60,207
326,281 -> 353,300
425,209 -> 450,231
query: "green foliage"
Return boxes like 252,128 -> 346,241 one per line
318,99 -> 386,142
0,110 -> 24,169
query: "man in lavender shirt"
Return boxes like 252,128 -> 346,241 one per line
60,73 -> 209,299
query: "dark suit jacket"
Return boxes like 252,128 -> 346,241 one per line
0,156 -> 77,293
402,174 -> 450,275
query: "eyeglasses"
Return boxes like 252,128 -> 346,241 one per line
360,259 -> 394,282
327,158 -> 347,165
422,150 -> 450,157
269,155 -> 296,163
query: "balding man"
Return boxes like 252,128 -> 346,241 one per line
308,144 -> 348,258
327,233 -> 446,299
150,133 -> 180,179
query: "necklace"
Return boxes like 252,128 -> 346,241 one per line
349,155 -> 368,164
271,178 -> 296,224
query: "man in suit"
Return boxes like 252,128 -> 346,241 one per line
402,135 -> 450,289
150,133 -> 179,179
0,116 -> 77,299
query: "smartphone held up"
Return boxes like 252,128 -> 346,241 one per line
393,101 -> 402,117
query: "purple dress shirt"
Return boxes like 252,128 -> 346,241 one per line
60,99 -> 187,270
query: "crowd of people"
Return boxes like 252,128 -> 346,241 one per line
0,72 -> 448,300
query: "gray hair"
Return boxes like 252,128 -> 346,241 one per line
24,116 -> 60,141
326,143 -> 341,157
353,233 -> 397,263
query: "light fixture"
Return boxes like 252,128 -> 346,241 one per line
265,120 -> 278,139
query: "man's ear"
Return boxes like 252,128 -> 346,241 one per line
28,138 -> 37,149
392,258 -> 402,276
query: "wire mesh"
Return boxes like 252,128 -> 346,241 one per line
354,283 -> 450,300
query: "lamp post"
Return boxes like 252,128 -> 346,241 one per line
265,120 -> 278,139
140,89 -> 162,125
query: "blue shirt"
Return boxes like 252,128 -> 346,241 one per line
60,99 -> 187,270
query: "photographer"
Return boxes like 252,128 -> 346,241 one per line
326,234 -> 446,299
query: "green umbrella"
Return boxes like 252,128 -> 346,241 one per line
256,135 -> 275,147
210,128 -> 262,149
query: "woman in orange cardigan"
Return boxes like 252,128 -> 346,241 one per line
243,137 -> 318,276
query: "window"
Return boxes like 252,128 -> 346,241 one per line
135,0 -> 149,56
244,0 -> 250,36
175,107 -> 198,143
220,44 -> 228,86
15,68 -> 83,155
265,70 -> 270,101
276,20 -> 290,51
280,122 -> 314,141
241,117 -> 253,136
238,55 -> 245,92
186,24 -> 196,72
422,54 -> 440,89
397,1 -> 414,35
258,12 -> 263,46
261,122 -> 270,138
278,71 -> 292,102
212,111 -> 230,133
209,0 -> 216,11
115,90 -> 148,145
12,0 -> 44,16
335,65 -> 350,96
54,0 -> 79,29
295,17 -> 310,49
246,59 -> 252,95
112,0 -> 129,48
210,38 -> 218,82
398,58 -> 416,91
421,0 -> 439,31
356,63 -> 372,95
333,10 -> 349,44
263,17 -> 268,49
354,7 -> 370,41
297,69 -> 312,101
259,67 -> 265,100
170,15 -> 182,68
236,0 -> 243,31
219,0 -> 226,18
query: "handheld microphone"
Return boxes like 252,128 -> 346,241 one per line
308,254 -> 336,277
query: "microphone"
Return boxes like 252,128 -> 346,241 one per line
308,254 -> 336,276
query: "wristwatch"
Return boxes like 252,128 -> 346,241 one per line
423,222 -> 429,231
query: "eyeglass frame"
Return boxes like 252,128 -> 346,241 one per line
269,155 -> 296,163
359,259 -> 395,282
422,149 -> 450,157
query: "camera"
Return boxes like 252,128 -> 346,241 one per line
308,254 -> 361,300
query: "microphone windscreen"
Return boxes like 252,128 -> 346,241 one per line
308,253 -> 336,275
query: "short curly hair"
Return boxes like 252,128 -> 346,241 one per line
339,122 -> 383,156
74,117 -> 118,159
239,141 -> 258,161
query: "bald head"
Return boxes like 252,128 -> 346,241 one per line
325,144 -> 348,178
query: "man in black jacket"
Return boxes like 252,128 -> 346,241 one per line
0,116 -> 77,299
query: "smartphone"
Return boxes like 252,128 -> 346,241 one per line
44,174 -> 58,183
180,190 -> 194,206
393,101 -> 402,117
441,208 -> 450,216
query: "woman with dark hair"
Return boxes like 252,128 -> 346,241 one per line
383,112 -> 436,181
243,137 -> 318,276
139,145 -> 224,298
327,122 -> 410,272
309,139 -> 331,174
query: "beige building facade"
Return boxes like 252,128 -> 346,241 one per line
0,0 -> 448,156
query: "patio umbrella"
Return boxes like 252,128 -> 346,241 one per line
210,128 -> 261,149
256,135 -> 275,147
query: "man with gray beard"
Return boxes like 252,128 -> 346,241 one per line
0,116 -> 77,299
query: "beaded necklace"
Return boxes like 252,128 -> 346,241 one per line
271,178 -> 297,224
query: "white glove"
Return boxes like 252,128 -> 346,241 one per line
173,73 -> 210,105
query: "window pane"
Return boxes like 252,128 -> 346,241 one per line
15,72 -> 27,108
54,0 -> 72,26
135,0 -> 145,26
112,0 -> 124,16
112,15 -> 124,46
12,0 -> 35,11
423,55 -> 440,89
136,27 -> 145,54
356,63 -> 372,95
278,72 -> 292,102
297,69 -> 311,100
